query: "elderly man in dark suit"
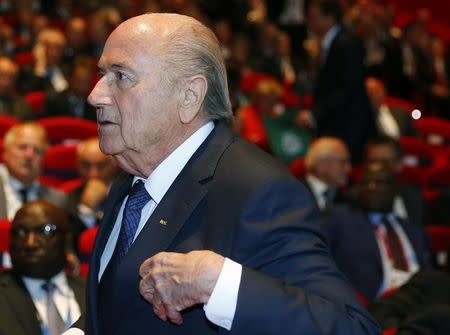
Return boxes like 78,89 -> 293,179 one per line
297,0 -> 376,162
0,123 -> 66,220
0,200 -> 86,335
64,13 -> 379,335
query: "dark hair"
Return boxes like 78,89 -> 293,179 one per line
306,0 -> 343,23
366,136 -> 403,161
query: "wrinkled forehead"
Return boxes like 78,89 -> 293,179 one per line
99,20 -> 166,71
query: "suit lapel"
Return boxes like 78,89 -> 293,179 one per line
99,122 -> 235,332
1,273 -> 42,335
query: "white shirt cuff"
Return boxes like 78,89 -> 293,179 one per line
203,257 -> 242,330
62,328 -> 84,335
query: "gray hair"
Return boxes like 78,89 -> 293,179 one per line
154,14 -> 233,122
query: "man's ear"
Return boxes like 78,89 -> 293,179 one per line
179,75 -> 208,124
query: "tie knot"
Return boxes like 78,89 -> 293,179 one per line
128,180 -> 151,206
42,281 -> 57,293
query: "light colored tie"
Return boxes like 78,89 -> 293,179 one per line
42,281 -> 66,335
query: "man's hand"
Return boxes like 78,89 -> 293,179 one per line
139,250 -> 224,325
80,178 -> 109,210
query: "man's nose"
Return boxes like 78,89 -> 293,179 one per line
87,75 -> 113,107
25,232 -> 38,246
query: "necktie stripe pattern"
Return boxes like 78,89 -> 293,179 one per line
383,217 -> 409,271
110,180 -> 151,269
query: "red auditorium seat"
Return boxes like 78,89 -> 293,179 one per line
414,116 -> 450,146
0,115 -> 20,138
288,157 -> 305,179
385,96 -> 416,112
426,226 -> 450,253
40,144 -> 79,187
14,52 -> 35,67
24,91 -> 46,115
38,116 -> 97,144
0,219 -> 11,271
399,137 -> 447,185
383,328 -> 397,335
58,178 -> 84,193
77,226 -> 99,277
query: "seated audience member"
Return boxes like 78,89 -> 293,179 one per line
0,200 -> 86,335
236,78 -> 284,151
321,163 -> 431,303
365,77 -> 417,138
0,56 -> 33,120
0,123 -> 67,220
366,137 -> 428,226
63,17 -> 91,67
65,138 -> 118,241
17,28 -> 69,95
41,61 -> 96,120
303,137 -> 351,211
368,269 -> 450,335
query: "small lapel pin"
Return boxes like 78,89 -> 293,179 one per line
159,219 -> 167,226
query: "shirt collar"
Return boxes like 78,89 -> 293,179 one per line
134,121 -> 215,204
321,25 -> 341,52
306,174 -> 329,196
369,212 -> 395,226
1,164 -> 39,192
22,271 -> 71,297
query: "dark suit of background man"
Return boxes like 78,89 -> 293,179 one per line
320,163 -> 431,303
0,200 -> 85,335
298,0 -> 376,162
64,13 -> 379,335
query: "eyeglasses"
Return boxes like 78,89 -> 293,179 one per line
11,224 -> 61,241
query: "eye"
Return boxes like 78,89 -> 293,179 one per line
116,71 -> 128,81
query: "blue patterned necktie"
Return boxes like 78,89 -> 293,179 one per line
109,180 -> 151,270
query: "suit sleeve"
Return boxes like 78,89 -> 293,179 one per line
229,181 -> 380,335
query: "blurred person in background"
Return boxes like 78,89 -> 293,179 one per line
365,77 -> 417,138
0,123 -> 66,220
297,0 -> 376,163
17,28 -> 69,94
65,137 -> 118,242
0,56 -> 34,120
365,137 -> 428,227
0,200 -> 85,335
320,163 -> 431,303
41,61 -> 96,120
303,137 -> 351,212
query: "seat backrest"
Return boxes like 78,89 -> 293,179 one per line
38,116 -> 97,144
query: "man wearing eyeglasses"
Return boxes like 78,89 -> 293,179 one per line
0,200 -> 86,335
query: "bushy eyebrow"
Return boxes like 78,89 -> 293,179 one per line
97,62 -> 136,75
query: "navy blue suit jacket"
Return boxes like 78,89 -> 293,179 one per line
80,122 -> 380,334
320,205 -> 431,303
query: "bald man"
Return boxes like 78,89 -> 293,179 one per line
65,13 -> 379,335
303,137 -> 352,211
0,56 -> 33,120
65,138 -> 118,241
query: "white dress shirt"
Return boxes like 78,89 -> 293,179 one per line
22,271 -> 81,334
64,121 -> 242,335
377,104 -> 400,139
305,174 -> 329,210
320,25 -> 341,64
